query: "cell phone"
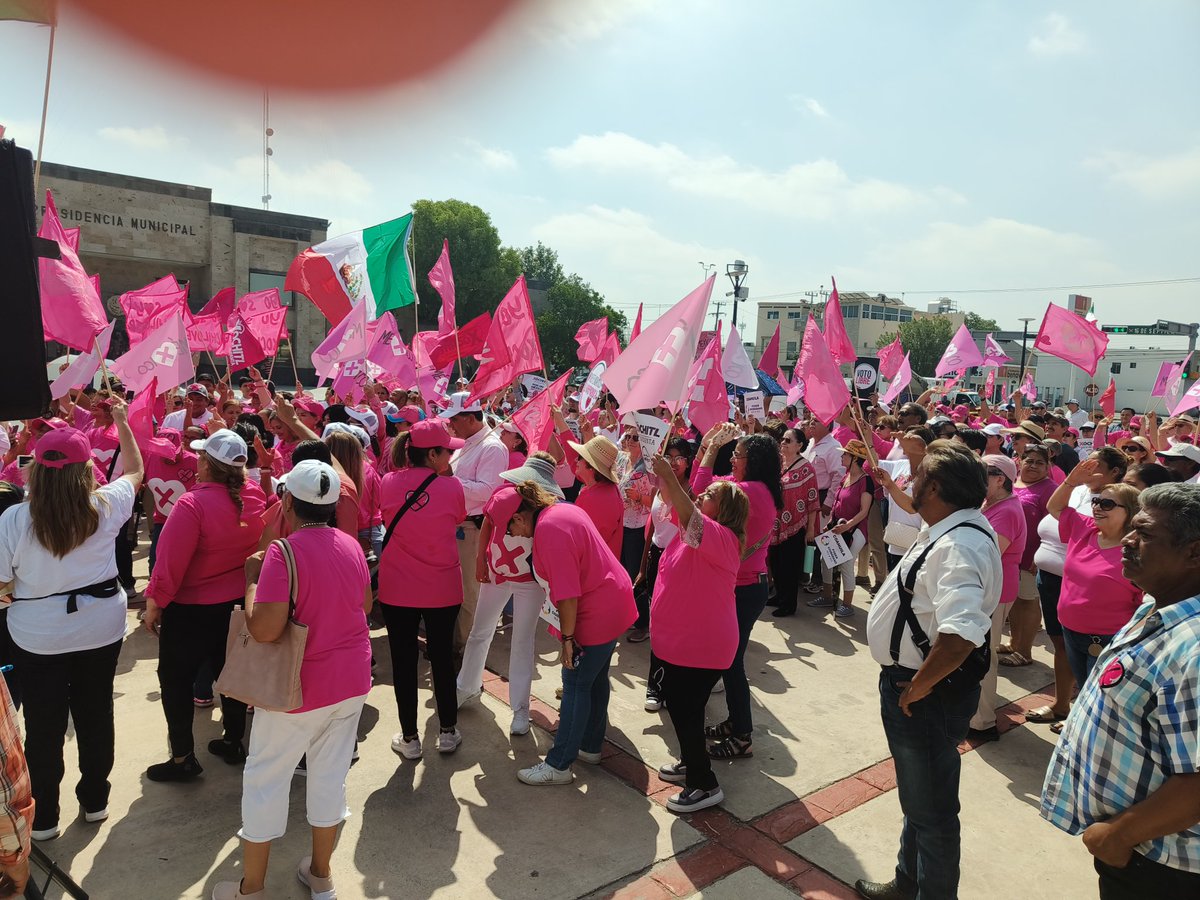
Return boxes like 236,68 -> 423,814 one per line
572,644 -> 585,668
16,455 -> 32,468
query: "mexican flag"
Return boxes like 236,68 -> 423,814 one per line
285,213 -> 416,324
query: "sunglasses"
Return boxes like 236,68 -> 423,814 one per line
1090,497 -> 1118,511
1125,447 -> 1147,455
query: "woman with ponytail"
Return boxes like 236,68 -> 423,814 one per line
142,429 -> 267,782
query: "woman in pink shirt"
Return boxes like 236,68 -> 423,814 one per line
142,429 -> 267,781
504,483 -> 637,785
647,453 -> 748,813
378,419 -> 467,759
565,436 -> 623,558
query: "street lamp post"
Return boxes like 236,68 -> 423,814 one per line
726,260 -> 749,329
1017,316 -> 1036,394
699,261 -> 716,280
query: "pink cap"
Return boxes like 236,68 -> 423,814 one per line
982,453 -> 1018,483
486,484 -> 522,533
1066,427 -> 1080,437
30,417 -> 69,433
34,428 -> 92,468
408,419 -> 464,450
293,397 -> 324,418
1130,415 -> 1143,429
388,405 -> 422,425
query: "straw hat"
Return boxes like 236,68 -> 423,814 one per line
842,439 -> 870,461
1001,421 -> 1045,442
568,435 -> 619,482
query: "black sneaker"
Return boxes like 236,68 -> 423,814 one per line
666,786 -> 724,813
208,739 -> 248,765
657,762 -> 687,784
146,753 -> 203,782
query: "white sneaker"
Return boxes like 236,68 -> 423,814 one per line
517,761 -> 574,785
84,808 -> 109,824
456,687 -> 482,709
576,749 -> 602,765
510,711 -> 530,736
644,694 -> 663,712
711,679 -> 725,694
31,825 -> 59,842
437,728 -> 462,754
391,732 -> 422,759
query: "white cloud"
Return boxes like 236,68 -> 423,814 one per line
545,131 -> 961,219
1084,146 -> 1200,199
98,125 -> 184,151
1028,13 -> 1086,57
795,96 -> 830,118
523,0 -> 656,45
464,140 -> 517,171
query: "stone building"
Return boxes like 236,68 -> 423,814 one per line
40,162 -> 330,382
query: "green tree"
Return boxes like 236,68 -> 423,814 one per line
409,199 -> 522,333
536,275 -> 628,374
516,241 -> 565,287
965,311 -> 1000,332
877,316 -> 954,377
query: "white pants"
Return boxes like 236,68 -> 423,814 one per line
239,694 -> 366,843
970,602 -> 1007,730
456,579 -> 545,716
822,529 -> 867,590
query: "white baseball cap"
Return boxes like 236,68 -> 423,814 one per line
982,423 -> 1005,437
189,429 -> 248,466
286,459 -> 341,505
1156,444 -> 1200,465
345,406 -> 380,436
438,391 -> 482,418
322,422 -> 370,449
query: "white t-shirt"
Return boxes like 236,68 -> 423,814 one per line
161,408 -> 213,432
650,493 -> 680,550
0,478 -> 137,654
1032,484 -> 1093,576
878,458 -> 922,556
1067,409 -> 1089,430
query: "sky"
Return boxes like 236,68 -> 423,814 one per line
2,0 -> 1198,345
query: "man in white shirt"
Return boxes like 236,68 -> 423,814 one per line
1156,444 -> 1200,485
1065,399 -> 1089,430
802,416 -> 846,506
859,441 -> 1001,900
161,384 -> 214,433
441,391 -> 510,659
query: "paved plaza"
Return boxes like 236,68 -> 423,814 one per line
34,536 -> 1098,899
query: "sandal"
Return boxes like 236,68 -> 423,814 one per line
999,651 -> 1032,667
704,720 -> 735,740
1025,705 -> 1068,724
708,735 -> 753,759
1050,721 -> 1065,735
997,643 -> 1015,655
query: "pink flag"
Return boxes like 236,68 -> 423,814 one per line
877,335 -> 905,381
574,317 -> 609,364
426,312 -> 491,369
1171,378 -> 1200,416
416,365 -> 452,406
1164,353 -> 1193,407
511,370 -> 572,452
429,239 -> 457,336
984,368 -> 996,401
604,277 -> 714,415
935,323 -> 985,376
880,353 -> 911,406
1099,378 -> 1116,417
331,360 -> 366,404
120,276 -> 190,345
684,323 -> 727,434
630,303 -> 644,342
596,332 -> 621,367
787,379 -> 805,407
1033,302 -> 1109,377
227,313 -> 268,373
38,191 -> 108,351
982,333 -> 1011,367
796,314 -> 851,426
758,323 -> 780,375
185,313 -> 225,353
468,277 -> 545,404
238,288 -> 282,317
312,300 -> 370,378
243,305 -> 288,356
1151,361 -> 1175,398
110,313 -> 194,392
364,312 -> 419,387
50,321 -> 115,399
942,372 -> 962,396
1019,371 -> 1037,401
197,286 -> 236,327
822,277 -> 857,367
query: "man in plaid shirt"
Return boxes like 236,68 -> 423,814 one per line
0,674 -> 33,897
1041,483 -> 1200,899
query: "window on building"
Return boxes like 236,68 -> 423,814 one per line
766,310 -> 779,320
870,305 -> 885,320
787,311 -> 802,318
885,308 -> 899,321
786,341 -> 797,355
1129,362 -> 1137,369
844,305 -> 859,318
899,310 -> 913,322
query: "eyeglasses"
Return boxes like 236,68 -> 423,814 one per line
1126,447 -> 1147,455
621,434 -> 636,442
731,452 -> 747,460
1090,497 -> 1118,511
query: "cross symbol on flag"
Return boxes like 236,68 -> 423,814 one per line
152,342 -> 178,366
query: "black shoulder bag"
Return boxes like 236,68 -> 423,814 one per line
370,470 -> 439,590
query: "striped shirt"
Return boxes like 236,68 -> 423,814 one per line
0,676 -> 33,865
1041,594 -> 1200,873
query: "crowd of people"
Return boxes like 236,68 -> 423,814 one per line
0,369 -> 1197,899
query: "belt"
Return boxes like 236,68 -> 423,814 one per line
881,664 -> 919,675
465,515 -> 484,528
11,577 -> 121,614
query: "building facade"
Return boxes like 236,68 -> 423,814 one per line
40,162 -> 331,382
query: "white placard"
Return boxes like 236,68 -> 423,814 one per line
539,595 -> 561,631
633,412 -> 670,460
579,361 -> 607,414
520,374 -> 548,398
815,530 -> 854,569
744,390 -> 766,422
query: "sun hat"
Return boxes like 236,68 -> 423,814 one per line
189,429 -> 249,466
1080,421 -> 1095,431
842,439 -> 870,461
982,453 -> 1018,483
1001,421 -> 1045,442
567,435 -> 619,482
500,457 -> 566,499
438,391 -> 482,418
285,459 -> 341,505
409,419 -> 464,450
33,428 -> 92,468
1116,436 -> 1153,455
1066,398 -> 1081,406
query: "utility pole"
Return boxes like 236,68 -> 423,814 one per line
710,300 -> 726,329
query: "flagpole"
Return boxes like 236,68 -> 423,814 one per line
33,24 -> 56,195
286,336 -> 301,388
205,350 -> 220,377
94,332 -> 113,393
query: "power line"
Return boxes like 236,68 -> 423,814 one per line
751,276 -> 1200,303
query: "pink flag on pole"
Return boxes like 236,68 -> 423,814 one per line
796,314 -> 851,426
1099,378 -> 1117,417
984,368 -> 996,401
127,377 -> 157,444
982,333 -> 1011,367
683,322 -> 728,434
227,313 -> 268,374
120,276 -> 190,345
312,300 -> 370,378
1151,361 -> 1174,398
1019,371 -> 1037,401
942,372 -> 963,395
596,332 -> 621,367
935,324 -> 985,376
429,239 -> 457,336
185,313 -> 225,353
468,277 -> 544,404
1171,378 -> 1200,416
331,360 -> 366,404
1033,302 -> 1109,377
197,286 -> 236,327
880,353 -> 911,406
1164,353 -> 1193,407
822,277 -> 857,367
110,313 -> 194,392
758,323 -> 780,375
877,335 -> 905,381
426,312 -> 491,369
722,327 -> 758,389
574,317 -> 609,364
242,305 -> 288,355
238,288 -> 282,317
511,370 -> 572,452
50,321 -> 115,399
364,312 -> 419,387
38,191 -> 108,351
604,277 -> 714,415
416,365 -> 452,407
630,303 -> 644,342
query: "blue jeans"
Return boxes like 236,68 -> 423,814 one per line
879,667 -> 978,900
721,578 -> 769,736
546,639 -> 616,770
1062,626 -> 1114,690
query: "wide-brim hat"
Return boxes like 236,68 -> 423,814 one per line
1002,421 -> 1045,442
568,436 -> 619,482
500,457 -> 565,499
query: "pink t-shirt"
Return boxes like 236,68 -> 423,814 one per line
1049,464 -> 1065,485
575,482 -> 624,558
983,495 -> 1027,603
1015,478 -> 1056,571
147,481 -> 267,606
531,503 -> 636,646
650,513 -> 740,669
1056,507 -> 1143,634
508,450 -> 526,470
378,467 -> 466,607
691,467 -> 775,585
145,450 -> 199,524
484,486 -> 533,585
84,424 -> 120,473
255,529 -> 372,713
357,465 -> 383,532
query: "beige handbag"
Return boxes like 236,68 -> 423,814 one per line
214,539 -> 308,712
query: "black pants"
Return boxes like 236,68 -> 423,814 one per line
636,543 -> 663,633
16,639 -> 122,829
1096,853 -> 1200,899
768,530 -> 806,614
660,659 -> 723,791
724,579 -> 769,735
0,609 -> 20,709
382,603 -> 460,737
622,526 -> 649,628
114,513 -> 136,592
157,601 -> 246,758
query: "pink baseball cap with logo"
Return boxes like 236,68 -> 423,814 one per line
409,419 -> 464,450
34,428 -> 93,468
